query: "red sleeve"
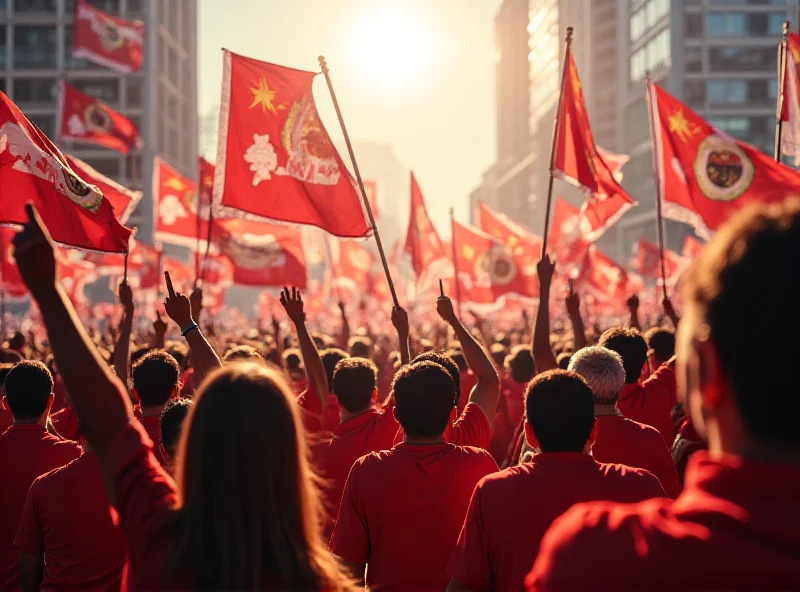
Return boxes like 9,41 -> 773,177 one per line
297,387 -> 323,435
14,479 -> 44,556
448,402 -> 492,449
329,458 -> 370,565
644,359 -> 677,409
447,483 -> 492,589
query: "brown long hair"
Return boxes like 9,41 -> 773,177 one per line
165,362 -> 354,591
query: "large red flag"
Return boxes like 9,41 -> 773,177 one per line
546,197 -> 590,267
630,238 -> 682,284
333,240 -> 374,295
478,201 -> 542,264
58,82 -> 141,154
153,157 -> 209,250
649,81 -> 800,238
66,154 -> 141,223
780,32 -> 800,164
72,0 -> 143,73
213,50 -> 369,238
0,228 -> 27,298
129,242 -> 161,290
214,218 -> 307,288
0,92 -> 131,252
553,52 -> 635,241
362,179 -> 379,218
452,220 -> 537,305
198,254 -> 234,288
404,172 -> 448,279
578,246 -> 642,309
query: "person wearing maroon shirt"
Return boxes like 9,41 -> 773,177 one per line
131,349 -> 181,465
447,370 -> 665,592
489,346 -> 534,464
528,201 -> 800,591
0,360 -> 81,590
568,346 -> 681,498
644,326 -> 675,374
158,397 -> 193,473
330,352 -> 498,590
15,445 -> 128,591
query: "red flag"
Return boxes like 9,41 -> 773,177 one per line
0,92 -> 131,252
199,254 -> 234,288
0,228 -> 27,298
452,220 -> 537,305
333,240 -> 374,294
58,82 -> 141,154
153,157 -> 209,250
681,235 -> 704,260
404,172 -> 448,278
478,201 -> 542,264
546,197 -> 590,266
649,81 -> 800,238
214,218 -> 307,288
362,179 -> 379,218
630,238 -> 682,284
66,154 -> 141,223
129,242 -> 161,290
597,146 -> 629,182
213,50 -> 369,238
553,52 -> 635,241
162,257 -> 194,293
780,33 -> 800,164
578,246 -> 642,308
72,0 -> 143,73
197,156 -> 215,220
202,288 -> 227,314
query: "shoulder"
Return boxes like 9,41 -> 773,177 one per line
598,460 -> 664,484
29,456 -> 77,495
47,433 -> 82,456
451,444 -> 498,467
622,417 -> 666,439
351,447 -> 395,471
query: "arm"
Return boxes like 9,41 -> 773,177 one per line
565,286 -> 587,352
662,297 -> 680,329
437,296 -> 500,427
627,294 -> 641,331
18,552 -> 43,592
391,306 -> 410,365
337,301 -> 350,351
113,281 -> 134,388
532,256 -> 558,374
270,315 -> 283,359
280,287 -> 328,408
152,312 -> 167,349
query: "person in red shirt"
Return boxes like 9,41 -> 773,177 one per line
15,445 -> 128,591
568,345 -> 681,498
527,201 -> 800,591
447,370 -> 665,592
489,346 -> 535,464
644,326 -> 675,374
330,358 -> 498,590
0,360 -> 81,590
158,397 -> 193,473
131,349 -> 181,465
598,327 -> 677,443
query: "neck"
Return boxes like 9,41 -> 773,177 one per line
141,405 -> 165,418
13,415 -> 47,427
594,402 -> 619,415
340,406 -> 373,423
404,434 -> 446,445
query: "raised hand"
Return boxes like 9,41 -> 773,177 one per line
537,254 -> 556,287
119,281 -> 134,312
565,287 -> 580,316
163,271 -> 193,329
279,286 -> 306,324
189,287 -> 203,321
391,305 -> 409,337
437,295 -> 458,325
12,203 -> 57,297
153,312 -> 168,336
626,293 -> 640,312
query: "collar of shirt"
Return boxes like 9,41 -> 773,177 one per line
529,452 -> 595,465
333,408 -> 380,437
7,423 -> 47,434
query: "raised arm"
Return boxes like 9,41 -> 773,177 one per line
437,296 -> 499,427
163,271 -> 221,383
152,312 -> 167,349
13,204 -> 130,450
337,301 -> 350,351
662,296 -> 680,329
532,255 -> 558,374
280,287 -> 328,408
391,305 -> 410,365
565,284 -> 587,352
112,280 -> 134,389
627,294 -> 642,330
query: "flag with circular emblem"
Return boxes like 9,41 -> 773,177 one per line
72,0 -> 143,74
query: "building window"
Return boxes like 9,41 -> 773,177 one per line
768,12 -> 786,35
685,46 -> 702,73
70,78 -> 120,104
12,78 -> 58,104
125,78 -> 143,107
645,0 -> 669,28
685,13 -> 703,38
13,0 -> 56,12
0,26 -> 6,69
630,8 -> 646,42
127,0 -> 142,16
707,79 -> 747,105
707,13 -> 747,37
708,116 -> 749,136
684,81 -> 705,106
708,46 -> 775,71
28,114 -> 55,138
14,27 -> 57,69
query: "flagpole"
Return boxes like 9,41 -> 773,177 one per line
541,26 -> 574,254
194,172 -> 203,289
317,56 -> 399,309
775,21 -> 790,161
449,207 -> 462,317
323,233 -> 345,303
645,75 -> 668,300
200,207 -> 214,286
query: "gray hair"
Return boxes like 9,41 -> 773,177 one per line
568,346 -> 625,404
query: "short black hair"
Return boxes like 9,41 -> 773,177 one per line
447,350 -> 468,373
320,348 -> 349,391
349,337 -> 371,359
224,345 -> 264,363
525,369 -> 595,453
4,360 -> 54,420
506,346 -> 535,384
598,327 -> 647,384
556,352 -> 572,370
490,343 -> 507,367
393,361 -> 454,437
413,351 -> 460,406
332,357 -> 377,413
160,397 -> 193,458
645,327 -> 675,363
132,350 -> 180,407
282,348 -> 302,370
131,346 -> 153,365
166,342 -> 189,370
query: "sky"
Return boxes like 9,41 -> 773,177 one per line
198,0 -> 501,237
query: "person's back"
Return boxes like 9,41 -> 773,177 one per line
131,350 -> 181,465
447,371 -> 665,592
14,450 -> 127,590
528,201 -> 800,591
0,360 -> 81,590
331,361 -> 498,591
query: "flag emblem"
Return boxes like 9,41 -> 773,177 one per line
476,245 -> 518,286
218,229 -> 286,270
281,96 -> 340,184
84,103 -> 112,133
97,20 -> 124,51
694,135 -> 753,201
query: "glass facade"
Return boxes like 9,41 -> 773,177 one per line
14,26 -> 58,69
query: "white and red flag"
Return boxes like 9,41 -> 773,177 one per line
66,154 -> 141,223
58,82 -> 141,154
577,246 -> 643,310
72,0 -> 144,73
404,172 -> 448,282
780,32 -> 800,164
630,238 -> 682,285
478,201 -> 542,264
332,239 -> 374,296
213,50 -> 369,238
681,235 -> 704,260
546,197 -> 590,267
153,157 -> 209,250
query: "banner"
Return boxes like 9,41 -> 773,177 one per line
153,157 -> 209,250
72,0 -> 144,73
66,154 -> 141,223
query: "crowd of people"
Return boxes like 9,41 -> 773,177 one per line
0,198 -> 797,590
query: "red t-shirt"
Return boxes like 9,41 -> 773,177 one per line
0,424 -> 81,590
14,451 -> 128,590
139,414 -> 167,465
448,453 -> 666,591
457,371 -> 478,412
392,403 -> 492,451
297,386 -> 340,437
0,408 -> 12,435
617,360 -> 677,444
593,411 -> 681,498
330,442 -> 498,591
527,452 -> 800,591
489,378 -> 526,463
51,406 -> 80,442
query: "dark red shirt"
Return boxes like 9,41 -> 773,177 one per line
51,406 -> 80,442
139,414 -> 167,465
330,442 -> 498,591
617,360 -> 677,444
14,451 -> 127,590
393,402 -> 493,450
527,452 -> 800,591
0,424 -> 81,590
448,453 -> 666,591
593,411 -> 681,498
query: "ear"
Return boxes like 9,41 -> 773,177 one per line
695,335 -> 726,409
44,393 -> 54,415
587,418 -> 598,448
392,406 -> 398,423
524,422 -> 539,450
449,406 -> 458,423
172,384 -> 181,400
371,387 -> 378,403
159,443 -> 170,464
1,396 -> 8,412
639,362 -> 650,382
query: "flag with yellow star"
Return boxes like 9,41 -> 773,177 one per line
478,201 -> 542,264
648,80 -> 800,238
213,50 -> 369,238
552,51 -> 636,242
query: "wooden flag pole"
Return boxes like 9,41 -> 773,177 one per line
541,26 -> 574,253
449,207 -> 462,317
200,207 -> 214,287
318,56 -> 400,309
645,75 -> 668,299
123,248 -> 129,284
194,186 -> 203,289
775,21 -> 790,162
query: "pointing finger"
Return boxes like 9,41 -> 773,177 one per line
164,271 -> 176,298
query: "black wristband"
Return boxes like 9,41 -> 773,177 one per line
182,323 -> 199,337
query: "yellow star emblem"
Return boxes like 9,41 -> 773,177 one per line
250,78 -> 278,114
463,244 -> 475,261
164,177 -> 186,191
667,108 -> 700,143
